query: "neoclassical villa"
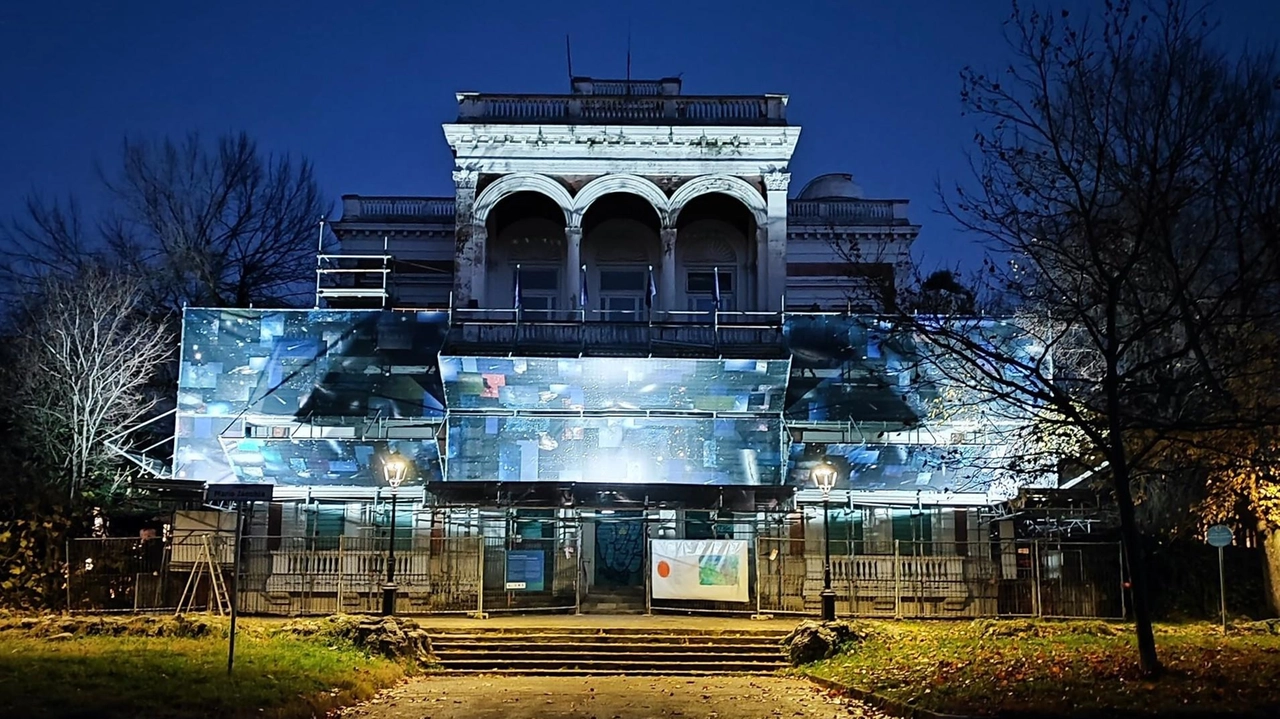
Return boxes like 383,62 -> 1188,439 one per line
143,76 -> 1119,620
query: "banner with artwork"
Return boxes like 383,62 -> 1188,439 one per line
650,539 -> 749,603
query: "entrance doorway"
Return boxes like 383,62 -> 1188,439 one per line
592,514 -> 644,587
581,513 -> 646,613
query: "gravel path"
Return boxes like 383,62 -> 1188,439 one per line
338,675 -> 887,719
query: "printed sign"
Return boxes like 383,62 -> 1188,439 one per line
650,539 -> 749,603
205,484 -> 274,503
505,550 -> 545,591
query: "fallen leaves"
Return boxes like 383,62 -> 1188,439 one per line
803,620 -> 1280,716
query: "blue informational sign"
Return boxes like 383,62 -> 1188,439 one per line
505,550 -> 546,591
1206,525 -> 1233,548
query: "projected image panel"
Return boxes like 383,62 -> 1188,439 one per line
783,315 -> 1039,426
786,442 -> 1014,494
440,356 -> 788,413
174,415 -> 442,486
178,309 -> 448,419
784,315 -> 923,423
218,438 -> 440,487
446,415 -> 782,485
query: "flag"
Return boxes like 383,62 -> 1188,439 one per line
579,264 -> 588,309
712,266 -> 721,310
645,264 -> 657,309
513,263 -> 522,309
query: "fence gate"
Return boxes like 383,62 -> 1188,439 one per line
756,537 -> 811,615
482,520 -> 578,614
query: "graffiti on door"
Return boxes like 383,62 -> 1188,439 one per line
594,519 -> 644,586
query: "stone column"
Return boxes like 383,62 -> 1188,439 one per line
660,226 -> 678,315
763,171 -> 791,312
470,223 -> 488,307
451,169 -> 481,307
755,225 -> 770,311
566,225 -> 583,310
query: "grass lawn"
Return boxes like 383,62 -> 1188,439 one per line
0,623 -> 409,719
799,620 -> 1280,717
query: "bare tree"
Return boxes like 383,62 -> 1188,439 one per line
908,0 -> 1280,676
5,269 -> 172,497
1,131 -> 328,310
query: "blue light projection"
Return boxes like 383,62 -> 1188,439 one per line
439,356 -> 790,413
174,309 -> 448,485
446,415 -> 782,485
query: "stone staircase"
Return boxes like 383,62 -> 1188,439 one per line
430,627 -> 790,675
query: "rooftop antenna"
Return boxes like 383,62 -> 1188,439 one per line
625,24 -> 632,91
565,34 -> 574,89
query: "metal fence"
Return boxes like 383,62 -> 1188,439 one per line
66,534 -> 1124,620
755,538 -> 1125,619
236,535 -> 483,616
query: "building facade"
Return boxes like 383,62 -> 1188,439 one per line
150,78 -> 1122,619
328,77 -> 916,315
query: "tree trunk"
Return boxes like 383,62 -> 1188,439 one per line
1262,529 -> 1280,617
1111,452 -> 1163,677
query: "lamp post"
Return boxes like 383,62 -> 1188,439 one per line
381,456 -> 407,616
811,460 -> 839,622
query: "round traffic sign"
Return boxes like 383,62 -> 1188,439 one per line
1206,524 -> 1233,548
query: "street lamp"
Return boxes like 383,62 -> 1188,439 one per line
381,456 -> 408,616
811,460 -> 839,622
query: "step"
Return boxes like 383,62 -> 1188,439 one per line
437,665 -> 778,670
435,650 -> 783,663
426,628 -> 791,638
432,642 -> 783,654
430,631 -> 786,642
435,659 -> 788,673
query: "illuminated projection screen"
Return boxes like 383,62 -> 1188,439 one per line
440,356 -> 789,413
783,314 -> 1042,425
178,309 -> 448,418
651,539 -> 750,602
786,442 -> 1011,494
173,309 -> 448,485
445,415 -> 782,485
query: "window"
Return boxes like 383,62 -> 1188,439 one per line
514,267 -> 558,318
686,270 -> 735,312
685,511 -> 715,540
891,509 -> 933,555
600,269 -> 646,321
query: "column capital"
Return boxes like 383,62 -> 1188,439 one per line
452,168 -> 478,190
763,170 -> 791,192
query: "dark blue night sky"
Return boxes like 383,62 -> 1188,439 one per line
2,0 -> 1277,268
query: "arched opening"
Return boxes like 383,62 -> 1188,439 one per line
581,193 -> 662,320
486,191 -> 567,314
675,193 -> 756,313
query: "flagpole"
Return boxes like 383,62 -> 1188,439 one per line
712,266 -> 721,330
646,264 -> 655,327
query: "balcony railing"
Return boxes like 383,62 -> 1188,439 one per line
339,195 -> 911,228
788,199 -> 913,226
445,308 -> 787,358
455,92 -> 788,126
339,196 -> 455,222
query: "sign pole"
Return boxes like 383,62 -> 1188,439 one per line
227,501 -> 242,675
204,485 -> 271,676
1205,524 -> 1232,634
1218,545 -> 1227,633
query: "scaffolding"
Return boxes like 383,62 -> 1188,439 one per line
314,218 -> 392,309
